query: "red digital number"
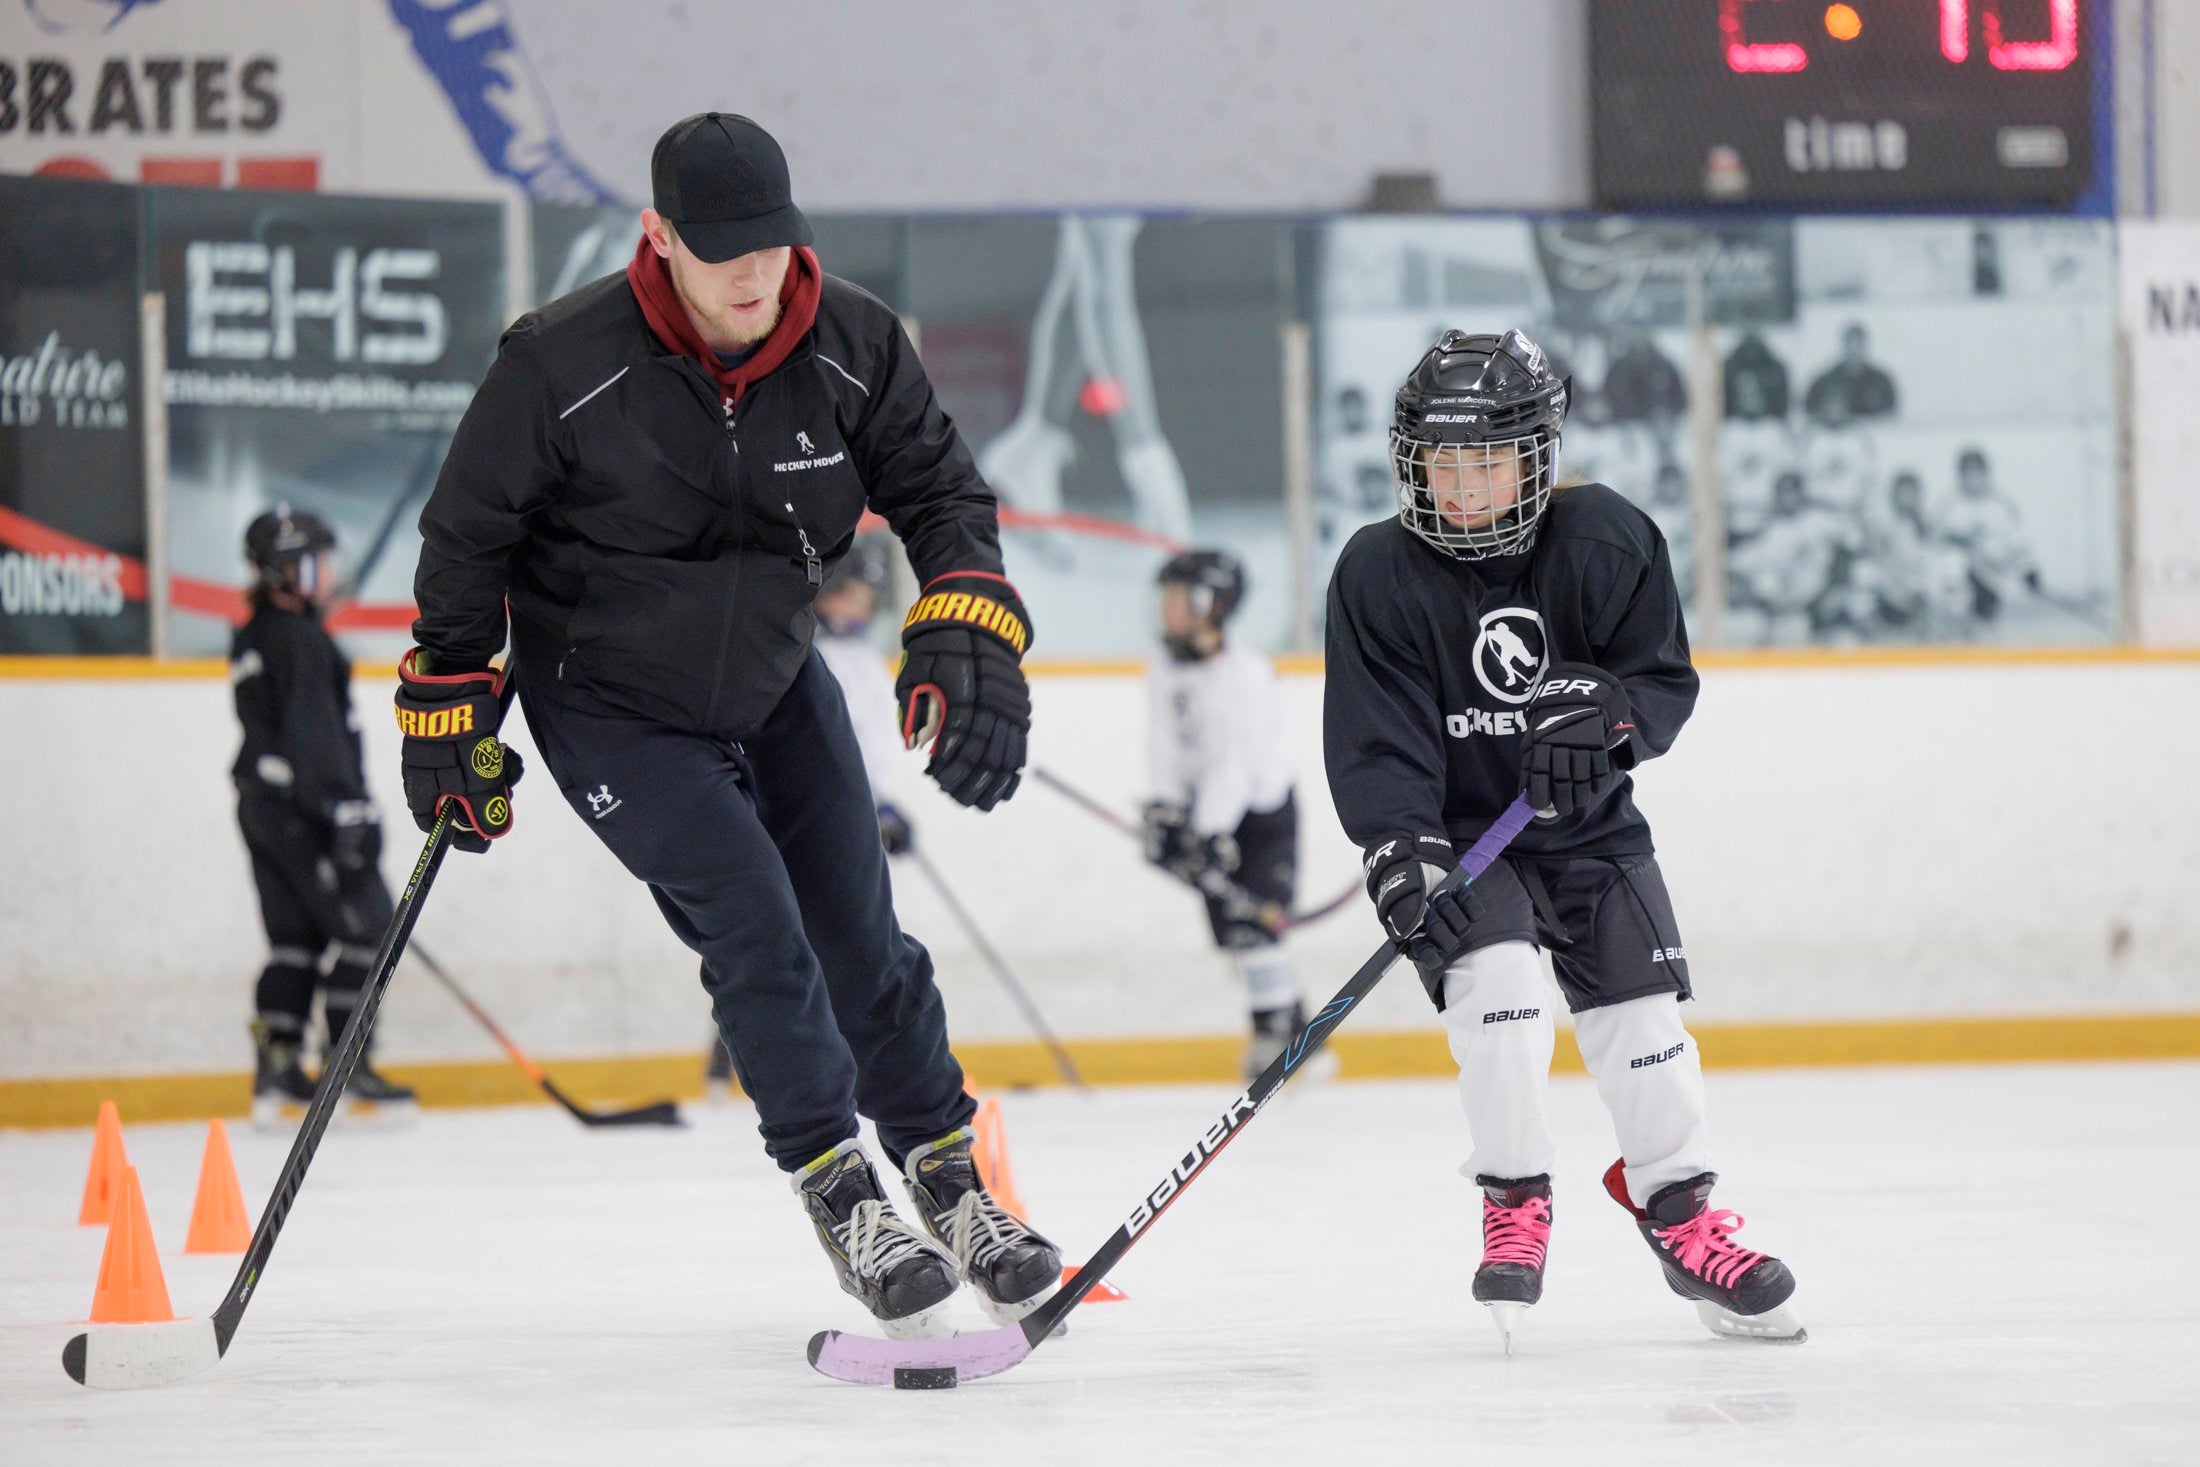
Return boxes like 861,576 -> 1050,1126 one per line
1723,1 -> 2079,75
1941,1 -> 2081,70
1720,0 -> 1808,73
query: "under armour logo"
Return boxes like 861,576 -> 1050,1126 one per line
796,430 -> 816,454
586,784 -> 623,820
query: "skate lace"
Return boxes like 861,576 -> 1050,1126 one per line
838,1199 -> 944,1281
1482,1195 -> 1552,1267
937,1190 -> 1036,1274
1654,1209 -> 1763,1290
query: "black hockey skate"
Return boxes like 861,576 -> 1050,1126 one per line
250,1020 -> 317,1132
797,1141 -> 962,1339
1603,1159 -> 1805,1342
902,1128 -> 1063,1326
1472,1174 -> 1552,1354
1245,1002 -> 1340,1085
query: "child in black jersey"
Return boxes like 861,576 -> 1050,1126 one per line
231,508 -> 416,1127
1323,330 -> 1802,1348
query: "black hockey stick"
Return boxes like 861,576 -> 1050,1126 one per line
808,795 -> 1536,1387
1031,766 -> 1358,931
904,850 -> 1086,1090
64,803 -> 465,1389
408,942 -> 683,1128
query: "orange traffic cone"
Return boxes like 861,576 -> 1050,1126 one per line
970,1096 -> 1029,1222
88,1166 -> 174,1324
184,1119 -> 251,1254
77,1100 -> 129,1226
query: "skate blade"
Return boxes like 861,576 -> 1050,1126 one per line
334,1098 -> 420,1130
977,1278 -> 1066,1338
1484,1301 -> 1527,1357
1695,1297 -> 1807,1343
877,1297 -> 961,1342
250,1097 -> 305,1133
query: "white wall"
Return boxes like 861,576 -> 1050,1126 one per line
3,660 -> 2196,1081
0,0 -> 1593,211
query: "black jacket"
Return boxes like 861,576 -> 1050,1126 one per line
413,271 -> 1004,739
1323,484 -> 1698,858
231,602 -> 370,822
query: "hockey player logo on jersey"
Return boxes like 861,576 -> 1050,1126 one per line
1325,327 -> 1802,1352
1473,609 -> 1547,701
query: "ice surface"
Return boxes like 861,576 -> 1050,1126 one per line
4,1064 -> 2198,1465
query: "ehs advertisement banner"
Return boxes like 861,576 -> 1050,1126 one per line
149,185 -> 502,657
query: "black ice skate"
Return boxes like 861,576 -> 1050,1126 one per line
902,1128 -> 1063,1326
1471,1174 -> 1552,1355
1603,1159 -> 1805,1343
797,1141 -> 961,1339
703,1037 -> 735,1103
343,1063 -> 419,1120
1245,1002 -> 1340,1085
250,1020 -> 317,1132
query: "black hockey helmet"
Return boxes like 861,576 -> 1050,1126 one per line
1157,549 -> 1245,624
243,504 -> 337,597
1156,548 -> 1245,662
1390,328 -> 1570,559
822,536 -> 890,599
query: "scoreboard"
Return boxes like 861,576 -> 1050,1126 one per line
1591,0 -> 2099,209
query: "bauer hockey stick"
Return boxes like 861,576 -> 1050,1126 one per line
807,793 -> 1536,1389
408,942 -> 683,1128
905,850 -> 1086,1090
1031,767 -> 1358,932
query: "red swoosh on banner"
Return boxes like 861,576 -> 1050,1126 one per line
0,504 -> 1183,634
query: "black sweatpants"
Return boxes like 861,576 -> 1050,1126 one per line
237,790 -> 393,1051
522,651 -> 974,1172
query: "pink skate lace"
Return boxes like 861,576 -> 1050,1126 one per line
1482,1194 -> 1552,1268
1654,1209 -> 1764,1290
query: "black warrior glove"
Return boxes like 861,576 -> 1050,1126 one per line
1363,833 -> 1478,967
394,651 -> 524,853
897,572 -> 1032,812
1519,662 -> 1638,821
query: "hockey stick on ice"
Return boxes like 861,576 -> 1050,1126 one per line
408,942 -> 683,1128
806,794 -> 1536,1388
905,850 -> 1086,1090
63,672 -> 521,1390
1031,767 -> 1358,932
64,805 -> 464,1389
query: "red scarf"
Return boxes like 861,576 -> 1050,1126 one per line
627,239 -> 822,408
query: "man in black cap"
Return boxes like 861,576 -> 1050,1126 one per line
395,112 -> 1058,1338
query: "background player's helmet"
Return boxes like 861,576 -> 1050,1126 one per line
822,537 -> 890,599
1156,549 -> 1245,662
243,505 -> 337,598
1389,328 -> 1570,560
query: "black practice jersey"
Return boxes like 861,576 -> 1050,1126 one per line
230,603 -> 371,823
1323,483 -> 1698,857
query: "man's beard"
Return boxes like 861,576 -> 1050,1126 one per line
720,297 -> 784,348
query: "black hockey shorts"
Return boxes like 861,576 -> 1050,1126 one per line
1203,794 -> 1298,951
1419,852 -> 1691,1015
237,789 -> 394,1032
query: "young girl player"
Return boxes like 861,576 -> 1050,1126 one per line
1322,329 -> 1802,1349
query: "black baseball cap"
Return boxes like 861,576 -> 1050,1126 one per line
650,112 -> 813,264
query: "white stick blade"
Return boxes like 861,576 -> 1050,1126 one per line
63,1318 -> 223,1389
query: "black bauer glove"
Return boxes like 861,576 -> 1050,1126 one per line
876,802 -> 914,857
394,651 -> 523,853
1141,801 -> 1192,870
1519,662 -> 1638,821
1362,832 -> 1478,967
896,572 -> 1032,812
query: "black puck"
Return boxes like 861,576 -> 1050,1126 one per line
893,1366 -> 958,1391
